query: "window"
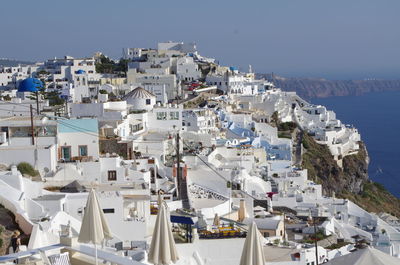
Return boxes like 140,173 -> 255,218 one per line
103,208 -> 115,214
146,98 -> 151,105
108,170 -> 117,181
79,145 -> 88,156
156,112 -> 167,120
77,207 -> 85,215
169,111 -> 179,120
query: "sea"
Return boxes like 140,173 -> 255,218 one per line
311,91 -> 400,198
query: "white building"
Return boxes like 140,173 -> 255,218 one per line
42,56 -> 101,92
176,56 -> 201,82
70,100 -> 128,121
0,116 -> 58,174
57,118 -> 100,162
127,70 -> 178,101
157,41 -> 197,54
146,104 -> 183,131
0,98 -> 49,117
122,87 -> 156,111
0,64 -> 40,89
182,109 -> 218,134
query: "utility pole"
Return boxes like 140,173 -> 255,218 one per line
283,212 -> 287,242
176,81 -> 180,104
30,104 -> 35,145
65,97 -> 68,117
176,131 -> 181,199
313,216 -> 319,265
36,91 -> 40,115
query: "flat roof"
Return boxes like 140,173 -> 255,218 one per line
123,194 -> 151,200
33,194 -> 66,201
263,245 -> 298,262
0,145 -> 55,150
254,218 -> 281,230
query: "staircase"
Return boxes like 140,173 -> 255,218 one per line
180,177 -> 191,209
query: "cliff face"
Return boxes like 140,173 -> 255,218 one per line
301,134 -> 400,217
256,74 -> 400,99
301,134 -> 368,195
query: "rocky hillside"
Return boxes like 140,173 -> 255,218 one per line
256,74 -> 400,99
301,134 -> 400,217
0,205 -> 29,255
0,59 -> 34,67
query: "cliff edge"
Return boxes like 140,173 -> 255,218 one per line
301,133 -> 400,217
256,74 -> 400,99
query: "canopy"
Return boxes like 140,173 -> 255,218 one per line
78,189 -> 112,244
253,206 -> 265,212
239,222 -> 266,265
148,202 -> 179,265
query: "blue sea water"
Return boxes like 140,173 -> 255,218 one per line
311,91 -> 400,198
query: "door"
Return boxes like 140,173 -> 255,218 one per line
62,146 -> 71,161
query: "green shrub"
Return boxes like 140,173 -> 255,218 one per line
373,182 -> 386,191
278,132 -> 292,139
17,162 -> 39,176
302,138 -> 310,149
278,122 -> 296,132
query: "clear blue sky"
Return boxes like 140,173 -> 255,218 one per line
1,0 -> 400,79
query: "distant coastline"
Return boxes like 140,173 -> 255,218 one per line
0,58 -> 35,67
256,73 -> 400,99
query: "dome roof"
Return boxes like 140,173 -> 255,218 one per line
18,78 -> 43,92
75,69 -> 86,74
123,87 -> 155,100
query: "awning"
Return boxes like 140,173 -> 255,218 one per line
170,215 -> 194,225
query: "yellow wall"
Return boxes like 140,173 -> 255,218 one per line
100,77 -> 126,86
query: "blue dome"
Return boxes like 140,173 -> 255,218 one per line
76,69 -> 86,74
18,78 -> 43,92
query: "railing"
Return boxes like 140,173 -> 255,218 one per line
188,183 -> 228,201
